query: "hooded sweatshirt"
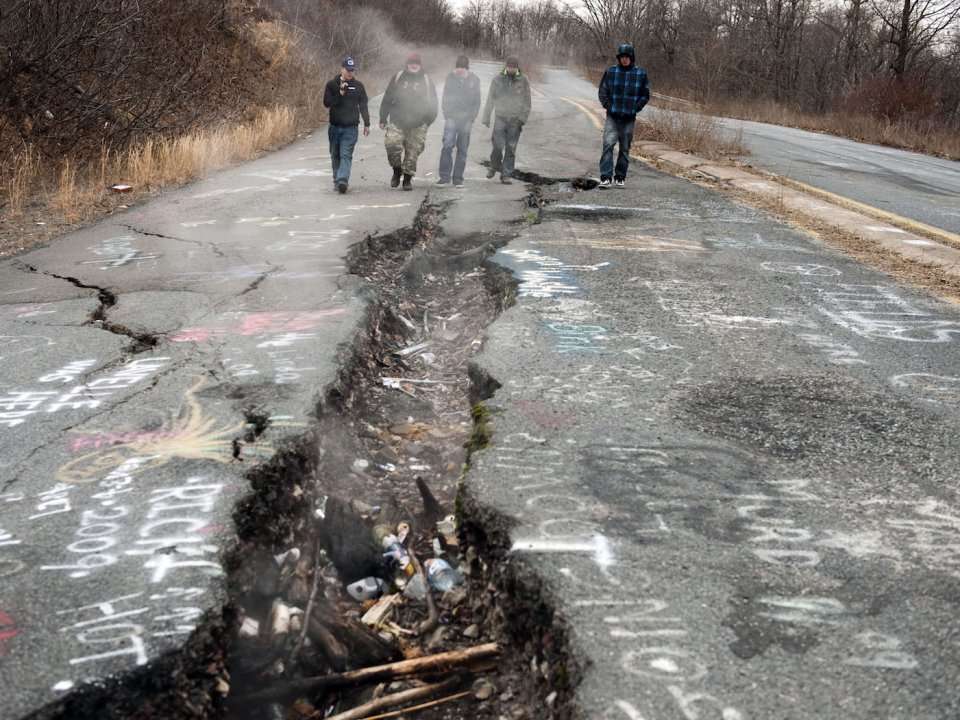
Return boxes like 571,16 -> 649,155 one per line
598,51 -> 650,121
482,69 -> 532,125
379,69 -> 438,130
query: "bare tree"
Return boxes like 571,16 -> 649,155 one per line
872,0 -> 960,76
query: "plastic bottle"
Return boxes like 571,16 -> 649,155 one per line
373,525 -> 414,576
346,576 -> 388,602
423,558 -> 463,592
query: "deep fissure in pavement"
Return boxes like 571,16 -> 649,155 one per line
219,195 -> 580,719
20,188 -> 583,719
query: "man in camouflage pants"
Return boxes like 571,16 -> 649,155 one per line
379,52 -> 438,190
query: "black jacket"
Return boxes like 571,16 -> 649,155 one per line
323,75 -> 370,127
379,70 -> 438,130
442,71 -> 481,122
482,71 -> 531,125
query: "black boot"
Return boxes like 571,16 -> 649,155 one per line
402,174 -> 413,191
390,167 -> 402,188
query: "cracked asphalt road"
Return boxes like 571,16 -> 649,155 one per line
467,70 -> 960,720
0,61 -> 524,718
2,61 -> 960,720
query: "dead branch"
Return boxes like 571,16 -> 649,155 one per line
317,675 -> 466,720
408,549 -> 439,637
287,538 -> 322,669
350,690 -> 473,720
236,643 -> 500,704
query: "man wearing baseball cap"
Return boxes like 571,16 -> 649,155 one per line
323,56 -> 370,194
379,52 -> 438,190
481,56 -> 531,184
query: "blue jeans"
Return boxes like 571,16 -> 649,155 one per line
599,115 -> 635,180
439,117 -> 472,183
490,116 -> 522,178
329,124 -> 359,185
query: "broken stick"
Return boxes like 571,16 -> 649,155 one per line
408,548 -> 439,636
320,675 -> 464,720
287,538 -> 323,668
237,643 -> 500,704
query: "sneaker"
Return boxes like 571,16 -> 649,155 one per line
453,180 -> 465,188
614,177 -> 626,188
436,178 -> 450,185
598,178 -> 612,189
486,167 -> 497,179
402,174 -> 413,191
500,175 -> 513,185
336,181 -> 347,194
390,167 -> 402,188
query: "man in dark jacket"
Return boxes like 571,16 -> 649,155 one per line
437,55 -> 481,187
597,43 -> 649,188
323,56 -> 371,194
379,52 -> 438,191
482,56 -> 531,185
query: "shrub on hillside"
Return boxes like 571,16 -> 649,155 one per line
0,0 -> 268,159
839,75 -> 940,122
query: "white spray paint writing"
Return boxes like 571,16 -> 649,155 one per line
0,357 -> 168,428
818,284 -> 960,342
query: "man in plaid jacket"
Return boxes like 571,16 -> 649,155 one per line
597,43 -> 650,188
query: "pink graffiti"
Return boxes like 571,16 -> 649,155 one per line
70,431 -> 180,452
171,309 -> 346,343
0,610 -> 20,656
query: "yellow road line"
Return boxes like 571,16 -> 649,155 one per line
560,97 -> 604,130
561,94 -> 959,252
771,176 -> 960,250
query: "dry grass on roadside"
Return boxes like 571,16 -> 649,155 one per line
0,15 -> 336,253
707,97 -> 960,160
3,105 -> 299,228
637,110 -> 746,161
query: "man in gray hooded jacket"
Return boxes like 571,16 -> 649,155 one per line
481,56 -> 531,184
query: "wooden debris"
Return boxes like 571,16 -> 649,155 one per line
320,675 -> 464,720
287,539 -> 323,668
408,549 -> 439,637
237,643 -> 500,704
361,593 -> 402,629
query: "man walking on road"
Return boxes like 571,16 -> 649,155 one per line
437,55 -> 481,187
597,43 -> 649,189
323,56 -> 371,194
379,52 -> 438,191
482,56 -> 531,185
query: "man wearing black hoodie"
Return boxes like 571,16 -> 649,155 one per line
379,52 -> 438,191
437,55 -> 481,187
323,56 -> 370,194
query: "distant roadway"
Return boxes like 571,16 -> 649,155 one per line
553,68 -> 960,236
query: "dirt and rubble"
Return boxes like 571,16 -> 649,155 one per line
220,198 -> 579,720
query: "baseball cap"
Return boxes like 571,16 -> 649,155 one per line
342,56 -> 357,70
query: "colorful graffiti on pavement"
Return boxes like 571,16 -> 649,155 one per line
57,377 -> 271,483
